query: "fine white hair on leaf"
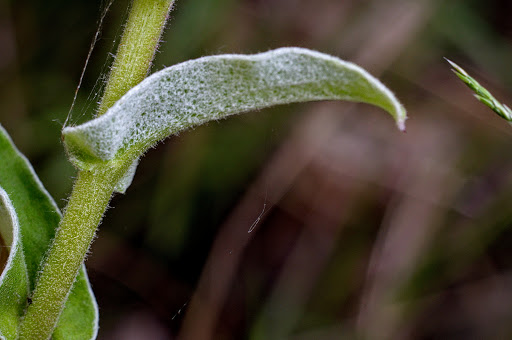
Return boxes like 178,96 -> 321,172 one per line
63,47 -> 406,172
0,187 -> 22,287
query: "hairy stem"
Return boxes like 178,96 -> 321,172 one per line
19,0 -> 173,338
18,165 -> 129,340
97,0 -> 174,117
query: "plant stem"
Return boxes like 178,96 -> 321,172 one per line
19,0 -> 173,338
18,165 -> 129,340
97,0 -> 174,117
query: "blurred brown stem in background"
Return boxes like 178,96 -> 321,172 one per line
179,1 -> 433,339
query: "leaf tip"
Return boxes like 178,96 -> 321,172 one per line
397,119 -> 406,132
394,104 -> 407,132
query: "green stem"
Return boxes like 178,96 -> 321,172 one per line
18,164 -> 129,340
19,0 -> 173,338
97,0 -> 174,117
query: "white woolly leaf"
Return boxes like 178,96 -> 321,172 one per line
63,47 -> 406,171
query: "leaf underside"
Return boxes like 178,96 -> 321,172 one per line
0,125 -> 98,340
63,47 -> 406,177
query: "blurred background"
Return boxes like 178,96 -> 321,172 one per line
2,0 -> 512,339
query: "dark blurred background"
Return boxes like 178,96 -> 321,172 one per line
2,0 -> 512,339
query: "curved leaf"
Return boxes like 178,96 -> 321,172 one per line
0,187 -> 28,340
0,125 -> 98,339
63,47 -> 406,171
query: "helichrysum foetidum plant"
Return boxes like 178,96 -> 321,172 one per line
0,1 -> 406,339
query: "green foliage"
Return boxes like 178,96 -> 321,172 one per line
0,125 -> 97,339
17,0 -> 175,337
0,46 -> 405,338
447,59 -> 512,121
1,1 -> 406,338
63,47 -> 406,174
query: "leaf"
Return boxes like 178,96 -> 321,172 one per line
0,125 -> 98,340
446,58 -> 512,121
113,158 -> 139,194
63,47 -> 406,171
0,187 -> 28,340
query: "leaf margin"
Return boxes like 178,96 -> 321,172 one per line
0,186 -> 29,340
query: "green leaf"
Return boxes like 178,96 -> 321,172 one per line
446,58 -> 512,121
0,187 -> 28,340
0,125 -> 98,339
63,47 -> 406,172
